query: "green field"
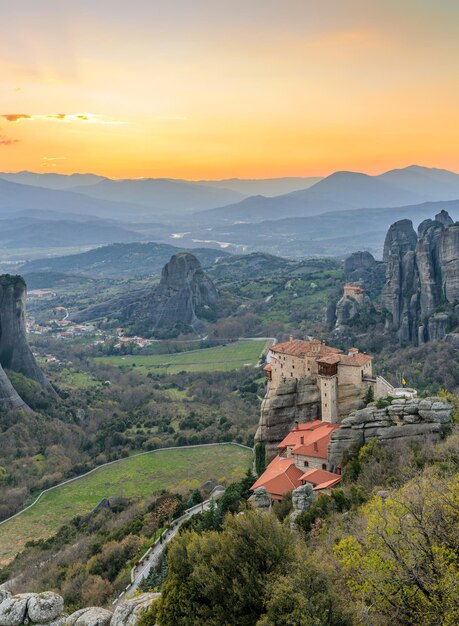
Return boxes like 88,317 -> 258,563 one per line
96,340 -> 270,374
0,444 -> 252,565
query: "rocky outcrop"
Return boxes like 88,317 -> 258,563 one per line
111,594 -> 160,626
328,396 -> 453,470
0,592 -> 159,626
251,487 -> 271,511
381,211 -> 459,345
289,484 -> 314,530
255,378 -> 320,461
123,253 -> 218,335
334,293 -> 369,331
344,251 -> 385,294
0,275 -> 52,391
67,608 -> 112,626
0,592 -> 65,626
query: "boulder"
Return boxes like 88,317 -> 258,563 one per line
252,487 -> 271,511
0,595 -> 33,626
290,484 -> 315,529
0,592 -> 10,604
28,592 -> 64,623
66,608 -> 113,626
110,593 -> 160,626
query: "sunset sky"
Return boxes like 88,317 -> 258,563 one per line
1,0 -> 458,179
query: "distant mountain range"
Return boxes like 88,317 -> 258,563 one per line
197,166 -> 459,224
2,165 -> 459,260
195,177 -> 322,197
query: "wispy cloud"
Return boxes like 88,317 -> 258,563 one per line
42,156 -> 66,161
2,113 -> 127,125
3,114 -> 31,122
0,134 -> 19,145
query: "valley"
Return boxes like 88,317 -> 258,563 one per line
0,168 -> 458,626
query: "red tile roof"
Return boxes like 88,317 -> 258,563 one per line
278,420 -> 340,460
338,352 -> 372,366
251,456 -> 303,499
317,354 -> 341,365
263,364 -> 272,371
270,340 -> 342,358
300,468 -> 341,491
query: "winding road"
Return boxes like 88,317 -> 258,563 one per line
115,487 -> 225,604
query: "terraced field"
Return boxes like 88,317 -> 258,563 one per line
96,339 -> 270,374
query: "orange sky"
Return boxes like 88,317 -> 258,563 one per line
1,1 -> 459,179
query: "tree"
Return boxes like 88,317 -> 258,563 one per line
156,511 -> 292,626
254,442 -> 266,476
257,558 -> 351,626
335,469 -> 459,626
154,510 -> 348,626
363,385 -> 374,406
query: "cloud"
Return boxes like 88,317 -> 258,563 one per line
42,156 -> 66,161
3,113 -> 126,125
0,135 -> 19,145
2,114 -> 31,122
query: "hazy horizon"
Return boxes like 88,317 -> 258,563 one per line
1,164 -> 458,183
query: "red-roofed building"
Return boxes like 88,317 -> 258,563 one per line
251,419 -> 341,501
251,456 -> 304,501
264,338 -> 375,423
300,468 -> 342,493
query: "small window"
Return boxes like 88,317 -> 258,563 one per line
304,461 -> 309,467
322,464 -> 327,470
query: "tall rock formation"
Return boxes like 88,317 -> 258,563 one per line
381,211 -> 459,344
0,275 -> 52,390
123,253 -> 218,335
0,364 -> 31,412
324,251 -> 384,333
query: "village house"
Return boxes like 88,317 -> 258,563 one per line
264,339 -> 375,422
253,338 -> 409,502
251,420 -> 342,499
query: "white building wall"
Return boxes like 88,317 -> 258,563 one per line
318,375 -> 338,423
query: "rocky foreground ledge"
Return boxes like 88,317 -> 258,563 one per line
0,590 -> 159,626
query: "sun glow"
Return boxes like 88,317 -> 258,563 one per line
1,1 -> 459,178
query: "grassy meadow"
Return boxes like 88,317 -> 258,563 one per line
96,340 -> 270,374
0,444 -> 252,565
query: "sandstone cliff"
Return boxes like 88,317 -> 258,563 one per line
255,377 -> 365,461
381,211 -> 459,344
0,275 -> 52,390
328,396 -> 452,470
255,378 -> 320,460
123,253 -> 218,335
0,364 -> 31,412
325,251 -> 384,332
